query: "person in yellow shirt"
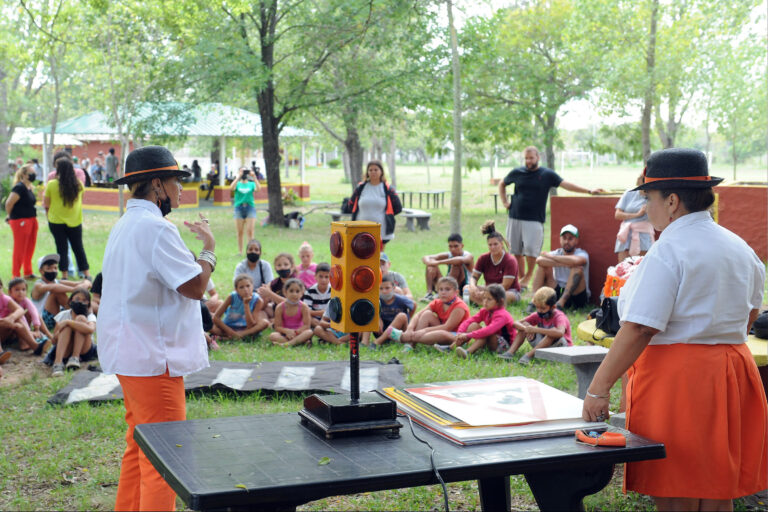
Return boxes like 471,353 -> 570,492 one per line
44,159 -> 91,280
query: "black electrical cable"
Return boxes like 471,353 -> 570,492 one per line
399,412 -> 450,512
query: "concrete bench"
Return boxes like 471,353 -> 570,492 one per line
325,210 -> 353,222
401,208 -> 431,232
534,345 -> 609,399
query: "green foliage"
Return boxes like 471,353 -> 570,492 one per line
588,123 -> 644,163
327,158 -> 342,169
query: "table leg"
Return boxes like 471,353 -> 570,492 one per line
573,362 -> 603,399
441,192 -> 445,208
406,217 -> 416,232
478,475 -> 511,512
525,464 -> 614,512
419,193 -> 423,209
493,195 -> 498,214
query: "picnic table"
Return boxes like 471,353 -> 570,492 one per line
135,411 -> 665,511
489,193 -> 513,214
399,190 -> 447,209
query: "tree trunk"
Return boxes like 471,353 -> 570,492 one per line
0,68 -> 11,178
345,125 -> 364,187
447,0 -> 463,235
342,149 -> 351,182
641,0 -> 659,164
388,130 -> 396,189
257,1 -> 284,226
543,114 -> 558,196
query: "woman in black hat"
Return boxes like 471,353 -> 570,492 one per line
97,146 -> 216,511
583,148 -> 767,510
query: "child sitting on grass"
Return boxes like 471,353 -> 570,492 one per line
297,242 -> 318,288
8,277 -> 52,350
212,274 -> 269,340
269,278 -> 313,346
51,288 -> 97,377
313,310 -> 350,345
31,254 -> 89,333
399,276 -> 470,351
439,284 -> 519,359
0,277 -> 46,356
498,286 -> 572,364
258,252 -> 297,318
363,274 -> 415,347
303,262 -> 331,328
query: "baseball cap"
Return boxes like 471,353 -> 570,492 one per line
560,224 -> 579,238
379,253 -> 389,263
38,253 -> 60,269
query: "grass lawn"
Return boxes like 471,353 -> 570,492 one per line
0,163 -> 761,510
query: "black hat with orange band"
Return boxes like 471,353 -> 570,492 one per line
633,148 -> 723,191
114,146 -> 190,185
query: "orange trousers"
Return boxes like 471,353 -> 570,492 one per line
115,370 -> 185,511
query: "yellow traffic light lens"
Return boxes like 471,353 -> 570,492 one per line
351,233 -> 376,259
350,266 -> 376,292
330,264 -> 343,291
350,299 -> 375,326
328,297 -> 342,323
330,231 -> 343,258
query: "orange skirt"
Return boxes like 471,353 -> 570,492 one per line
625,343 -> 768,499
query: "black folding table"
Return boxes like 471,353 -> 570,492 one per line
134,412 -> 664,511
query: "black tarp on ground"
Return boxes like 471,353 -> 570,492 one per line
48,360 -> 405,405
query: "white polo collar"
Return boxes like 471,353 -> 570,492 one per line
659,210 -> 712,240
126,198 -> 162,217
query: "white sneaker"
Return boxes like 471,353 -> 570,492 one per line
456,347 -> 468,359
52,363 -> 65,377
66,356 -> 80,370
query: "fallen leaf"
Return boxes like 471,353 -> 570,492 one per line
318,457 -> 331,466
234,484 -> 248,492
212,434 -> 221,438
175,444 -> 182,447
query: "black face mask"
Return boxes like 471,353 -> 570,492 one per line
276,269 -> 292,278
43,271 -> 58,282
537,310 -> 554,320
247,253 -> 261,263
27,172 -> 36,182
70,301 -> 89,316
157,182 -> 172,217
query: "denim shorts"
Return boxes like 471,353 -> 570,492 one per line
234,203 -> 258,219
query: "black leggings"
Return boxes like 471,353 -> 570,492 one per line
48,222 -> 89,273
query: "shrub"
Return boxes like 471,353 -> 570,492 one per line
328,158 -> 341,169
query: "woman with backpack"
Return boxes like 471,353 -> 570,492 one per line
348,160 -> 402,245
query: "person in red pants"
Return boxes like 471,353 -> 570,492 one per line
5,164 -> 39,279
98,146 -> 216,511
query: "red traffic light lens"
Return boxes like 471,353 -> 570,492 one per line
351,233 -> 376,259
329,265 -> 343,291
350,299 -> 375,326
327,297 -> 342,323
330,231 -> 343,258
350,266 -> 376,293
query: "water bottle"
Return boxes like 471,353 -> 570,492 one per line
462,286 -> 470,304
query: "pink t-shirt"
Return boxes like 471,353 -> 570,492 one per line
297,263 -> 317,288
18,297 -> 41,327
0,293 -> 12,319
48,168 -> 87,185
524,309 -> 572,345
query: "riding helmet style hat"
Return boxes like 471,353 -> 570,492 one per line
634,148 -> 723,191
114,146 -> 190,185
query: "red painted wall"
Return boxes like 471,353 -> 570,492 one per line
551,187 -> 768,304
715,186 -> 768,261
550,196 -> 619,305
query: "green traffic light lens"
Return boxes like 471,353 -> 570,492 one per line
350,298 -> 375,326
328,297 -> 342,323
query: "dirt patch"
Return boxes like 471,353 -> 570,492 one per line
0,347 -> 51,387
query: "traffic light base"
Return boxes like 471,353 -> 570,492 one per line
299,392 -> 402,439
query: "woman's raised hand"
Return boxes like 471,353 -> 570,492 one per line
184,213 -> 215,252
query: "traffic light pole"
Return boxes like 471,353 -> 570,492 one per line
349,332 -> 360,404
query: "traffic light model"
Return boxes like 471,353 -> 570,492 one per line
327,221 -> 380,333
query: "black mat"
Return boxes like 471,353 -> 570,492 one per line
48,360 -> 405,405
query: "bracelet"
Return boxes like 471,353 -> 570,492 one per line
198,249 -> 217,273
586,390 -> 610,399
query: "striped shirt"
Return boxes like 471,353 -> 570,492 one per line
303,284 -> 331,312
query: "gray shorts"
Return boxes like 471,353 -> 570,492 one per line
506,218 -> 544,257
529,333 -> 568,349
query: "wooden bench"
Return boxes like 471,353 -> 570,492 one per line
325,210 -> 353,222
534,345 -> 609,399
401,208 -> 431,232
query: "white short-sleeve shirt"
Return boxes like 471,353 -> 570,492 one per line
618,211 -> 765,345
97,199 -> 209,377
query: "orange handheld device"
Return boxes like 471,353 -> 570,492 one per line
575,429 -> 626,447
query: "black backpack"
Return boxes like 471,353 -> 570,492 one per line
595,297 -> 621,336
752,311 -> 768,339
